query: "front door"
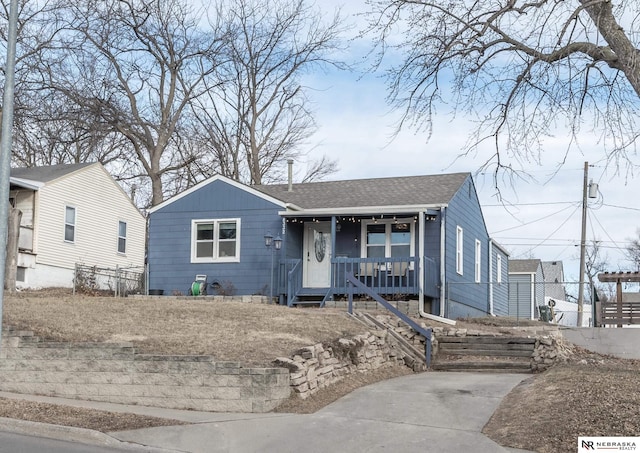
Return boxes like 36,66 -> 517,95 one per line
303,222 -> 331,288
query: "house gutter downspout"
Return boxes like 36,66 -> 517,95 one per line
418,207 -> 455,325
439,206 -> 448,320
489,239 -> 495,316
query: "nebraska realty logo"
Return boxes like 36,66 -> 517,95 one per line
579,437 -> 639,451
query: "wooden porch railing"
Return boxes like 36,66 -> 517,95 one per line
332,256 -> 440,297
278,256 -> 440,306
279,259 -> 303,307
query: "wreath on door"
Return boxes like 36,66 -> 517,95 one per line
314,230 -> 326,262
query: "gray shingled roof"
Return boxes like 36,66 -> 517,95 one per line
509,259 -> 541,273
541,261 -> 564,283
11,162 -> 95,183
254,173 -> 470,209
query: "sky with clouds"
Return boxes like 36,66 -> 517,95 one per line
300,0 -> 640,282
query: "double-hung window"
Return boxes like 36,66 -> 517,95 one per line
475,239 -> 481,283
456,226 -> 463,275
363,220 -> 413,260
64,206 -> 76,243
191,219 -> 240,263
496,255 -> 502,284
118,221 -> 127,254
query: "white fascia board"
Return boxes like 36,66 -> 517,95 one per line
148,174 -> 287,213
278,204 -> 447,217
490,240 -> 511,257
10,177 -> 44,191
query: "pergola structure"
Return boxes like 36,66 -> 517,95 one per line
597,271 -> 640,327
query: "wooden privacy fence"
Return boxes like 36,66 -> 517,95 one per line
597,271 -> 640,328
600,301 -> 640,327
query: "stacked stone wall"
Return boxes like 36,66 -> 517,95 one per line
273,330 -> 412,399
0,328 -> 289,413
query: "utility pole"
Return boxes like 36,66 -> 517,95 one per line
0,0 -> 19,351
577,162 -> 589,327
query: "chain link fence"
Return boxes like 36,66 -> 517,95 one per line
73,264 -> 146,297
445,281 -> 596,326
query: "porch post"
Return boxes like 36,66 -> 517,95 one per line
331,216 -> 336,295
418,210 -> 425,308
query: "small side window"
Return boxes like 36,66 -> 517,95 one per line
64,206 -> 76,243
118,221 -> 127,254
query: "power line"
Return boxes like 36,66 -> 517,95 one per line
519,203 -> 583,257
483,201 -> 575,207
601,203 -> 640,212
490,203 -> 579,234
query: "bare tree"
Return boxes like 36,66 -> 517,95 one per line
191,0 -> 345,185
0,0 -> 70,161
11,88 -> 128,167
584,239 -> 609,303
48,0 -> 226,206
365,1 -> 640,178
625,229 -> 640,271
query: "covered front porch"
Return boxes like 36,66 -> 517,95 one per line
274,211 -> 442,309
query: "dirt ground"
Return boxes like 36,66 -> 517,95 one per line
2,291 -> 640,452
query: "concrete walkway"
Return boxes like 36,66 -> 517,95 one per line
1,372 -> 534,453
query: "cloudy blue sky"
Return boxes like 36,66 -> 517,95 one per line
302,0 -> 640,282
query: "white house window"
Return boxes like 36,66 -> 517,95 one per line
191,219 -> 240,263
475,239 -> 481,283
118,221 -> 127,254
64,206 -> 76,243
496,255 -> 502,283
456,226 -> 463,275
363,220 -> 414,259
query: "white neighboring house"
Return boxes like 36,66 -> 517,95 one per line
9,162 -> 145,289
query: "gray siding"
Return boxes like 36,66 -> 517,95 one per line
148,180 -> 283,295
509,274 -> 532,319
443,176 -> 490,317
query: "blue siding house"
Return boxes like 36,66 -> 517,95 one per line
147,172 -> 507,320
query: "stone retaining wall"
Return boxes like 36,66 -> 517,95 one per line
0,328 -> 289,413
0,324 -> 418,411
323,300 -> 420,317
0,318 -> 570,414
363,314 -> 568,372
273,330 -> 413,399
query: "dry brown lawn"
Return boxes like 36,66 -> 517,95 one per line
3,290 -> 640,452
3,291 -> 369,365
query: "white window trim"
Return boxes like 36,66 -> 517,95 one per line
117,220 -> 127,255
360,218 -> 415,261
64,205 -> 76,244
456,226 -> 463,275
191,218 -> 241,263
475,239 -> 481,283
496,255 -> 502,284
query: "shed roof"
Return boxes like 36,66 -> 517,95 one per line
509,259 -> 542,274
254,173 -> 470,210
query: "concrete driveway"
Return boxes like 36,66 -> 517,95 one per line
113,372 -> 534,453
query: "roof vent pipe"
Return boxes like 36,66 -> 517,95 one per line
287,159 -> 293,192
